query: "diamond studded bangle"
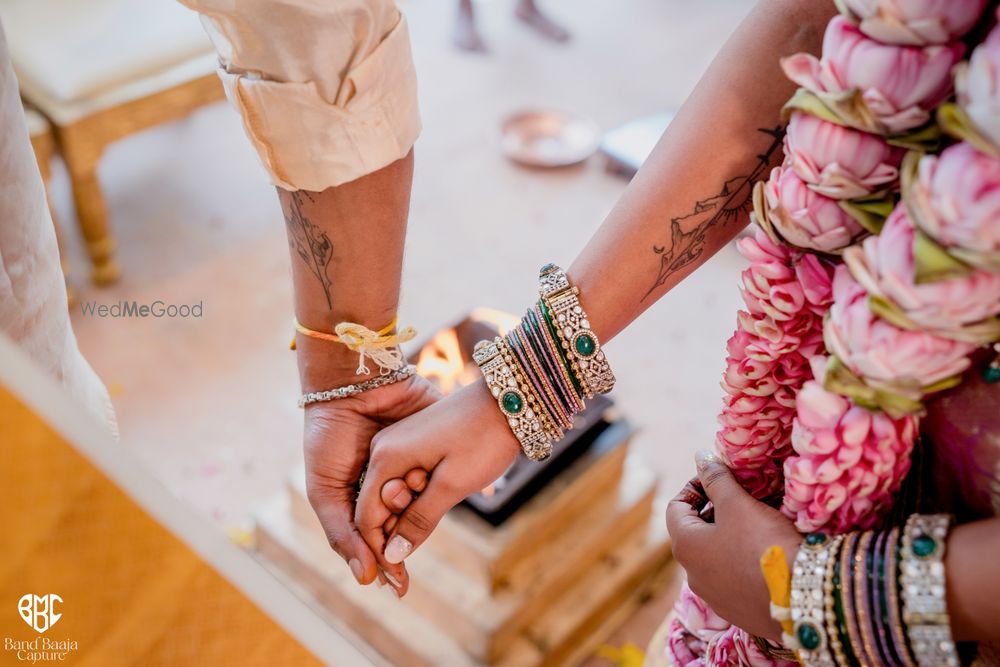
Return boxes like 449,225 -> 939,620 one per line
297,364 -> 416,408
900,513 -> 958,667
791,533 -> 845,666
886,527 -> 918,667
473,337 -> 554,461
538,264 -> 615,397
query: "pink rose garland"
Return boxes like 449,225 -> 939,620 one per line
715,230 -> 834,498
781,358 -> 918,533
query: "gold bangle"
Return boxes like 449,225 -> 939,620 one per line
538,264 -> 615,397
499,337 -> 564,442
473,337 -> 554,461
854,531 -> 881,666
791,533 -> 844,666
886,527 -> 918,667
900,514 -> 958,667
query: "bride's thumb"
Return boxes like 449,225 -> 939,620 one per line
383,476 -> 455,564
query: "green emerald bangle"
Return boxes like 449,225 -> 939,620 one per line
538,297 -> 585,400
538,264 -> 616,397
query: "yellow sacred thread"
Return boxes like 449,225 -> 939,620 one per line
290,316 -> 416,375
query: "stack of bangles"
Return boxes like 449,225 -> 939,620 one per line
773,514 -> 959,667
473,263 -> 616,461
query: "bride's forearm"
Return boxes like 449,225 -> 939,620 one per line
569,0 -> 835,341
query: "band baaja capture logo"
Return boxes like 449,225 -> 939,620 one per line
4,594 -> 79,663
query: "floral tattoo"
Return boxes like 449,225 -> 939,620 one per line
642,126 -> 785,301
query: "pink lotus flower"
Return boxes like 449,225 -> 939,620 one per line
844,204 -> 1000,338
956,24 -> 1000,150
782,17 -> 964,133
825,267 -> 975,400
706,625 -> 797,667
667,616 -> 705,667
762,166 -> 866,252
840,0 -> 986,45
909,142 -> 1000,265
784,111 -> 904,198
781,374 -> 918,533
674,582 -> 730,642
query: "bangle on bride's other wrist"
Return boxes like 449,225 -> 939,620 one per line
790,532 -> 845,667
900,513 -> 958,667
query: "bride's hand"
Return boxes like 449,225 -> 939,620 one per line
667,450 -> 801,640
354,380 -> 521,586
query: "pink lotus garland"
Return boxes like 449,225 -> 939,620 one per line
761,165 -> 867,253
844,203 -> 1000,340
839,0 -> 986,46
784,111 -> 904,199
669,583 -> 797,667
954,16 -> 1000,150
908,142 -> 1000,270
782,16 -> 963,133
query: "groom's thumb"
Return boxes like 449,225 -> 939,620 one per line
383,472 -> 456,564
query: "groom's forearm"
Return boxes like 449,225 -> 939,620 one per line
569,0 -> 836,342
282,150 -> 414,391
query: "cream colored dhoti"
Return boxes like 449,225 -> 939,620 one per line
178,0 -> 421,191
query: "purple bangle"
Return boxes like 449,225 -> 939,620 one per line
510,327 -> 570,430
531,304 -> 584,413
524,308 -> 578,419
517,324 -> 572,429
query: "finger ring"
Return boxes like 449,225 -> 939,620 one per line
673,477 -> 708,509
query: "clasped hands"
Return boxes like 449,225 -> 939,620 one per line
305,371 -> 801,638
303,373 -> 522,596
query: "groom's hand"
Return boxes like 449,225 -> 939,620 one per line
303,374 -> 440,594
354,381 -> 521,590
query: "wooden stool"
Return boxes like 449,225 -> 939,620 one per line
2,0 -> 225,285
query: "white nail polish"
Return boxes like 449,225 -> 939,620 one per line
385,535 -> 413,564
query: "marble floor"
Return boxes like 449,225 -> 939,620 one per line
58,0 -> 756,661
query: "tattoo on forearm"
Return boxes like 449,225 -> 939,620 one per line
642,125 -> 785,302
282,191 -> 334,309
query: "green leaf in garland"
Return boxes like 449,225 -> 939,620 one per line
885,122 -> 943,152
937,100 -> 1000,159
838,192 -> 896,234
821,355 -> 926,418
782,88 -> 847,125
912,228 -> 975,283
867,294 -> 917,330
